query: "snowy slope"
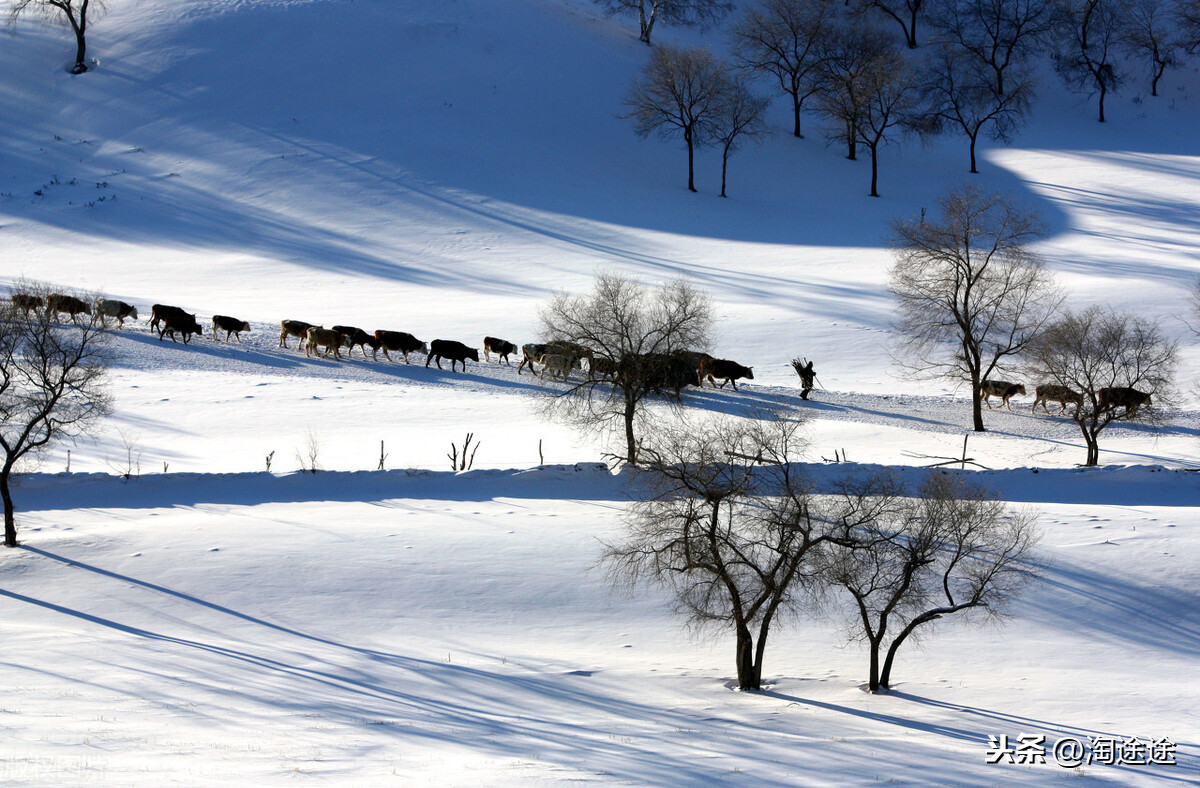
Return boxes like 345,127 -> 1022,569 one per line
0,0 -> 1199,784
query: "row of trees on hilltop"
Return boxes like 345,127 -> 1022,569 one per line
615,0 -> 1200,195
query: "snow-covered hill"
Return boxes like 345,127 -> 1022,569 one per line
1,0 -> 1198,784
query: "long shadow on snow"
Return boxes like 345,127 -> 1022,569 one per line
0,560 -> 796,787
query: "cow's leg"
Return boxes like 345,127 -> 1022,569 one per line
731,379 -> 738,391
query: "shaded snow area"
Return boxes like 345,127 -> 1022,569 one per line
0,0 -> 1198,784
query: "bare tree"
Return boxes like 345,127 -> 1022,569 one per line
1024,307 -> 1178,466
539,273 -> 713,465
712,78 -> 770,197
594,0 -> 733,45
729,0 -> 836,138
813,22 -> 896,163
825,473 -> 1040,693
1178,0 -> 1200,56
920,45 -> 1034,174
929,0 -> 1053,96
0,283 -> 112,546
1120,0 -> 1181,96
889,185 -> 1063,432
8,0 -> 106,74
603,416 -> 862,691
624,46 -> 729,193
850,46 -> 924,197
1052,0 -> 1127,121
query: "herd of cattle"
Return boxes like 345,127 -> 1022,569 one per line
14,293 -> 757,393
979,379 -> 1152,418
12,292 -> 1155,417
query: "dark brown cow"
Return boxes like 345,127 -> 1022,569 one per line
1098,387 -> 1152,418
48,293 -> 91,319
701,358 -> 754,391
1032,384 -> 1082,414
152,304 -> 195,332
279,320 -> 316,349
212,315 -> 251,342
157,312 -> 203,343
426,339 -> 479,372
10,294 -> 43,315
484,336 -> 517,364
332,325 -> 378,358
374,330 -> 428,363
980,380 -> 1026,409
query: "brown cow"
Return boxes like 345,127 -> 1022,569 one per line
980,380 -> 1026,410
305,327 -> 344,359
152,304 -> 195,332
1032,384 -> 1082,414
280,320 -> 316,350
10,294 -> 43,315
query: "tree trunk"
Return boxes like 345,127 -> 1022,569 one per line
906,7 -> 918,48
792,92 -> 803,138
67,1 -> 88,74
846,121 -> 857,160
1097,82 -> 1107,123
867,636 -> 881,692
869,145 -> 879,197
968,133 -> 978,174
1151,60 -> 1165,96
1084,437 -> 1099,466
685,128 -> 697,193
735,624 -> 761,690
720,145 -> 730,198
624,398 -> 638,465
971,375 -> 986,432
2,468 -> 17,547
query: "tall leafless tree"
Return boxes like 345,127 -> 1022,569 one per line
1024,307 -> 1178,466
624,46 -> 729,193
850,47 -> 924,197
1,283 -> 112,546
8,0 -> 106,74
1052,0 -> 1127,121
824,473 -> 1040,693
929,0 -> 1052,96
920,45 -> 1034,173
889,185 -> 1063,432
603,416 -> 863,691
813,22 -> 898,163
712,78 -> 770,197
1120,0 -> 1181,96
729,0 -> 836,138
539,273 -> 712,466
594,0 -> 733,45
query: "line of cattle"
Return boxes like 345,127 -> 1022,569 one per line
17,294 -> 756,392
15,294 -> 1155,415
980,380 -> 1152,418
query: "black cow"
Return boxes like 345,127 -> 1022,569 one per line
484,336 -> 517,365
332,325 -> 378,358
426,339 -> 479,372
48,293 -> 91,319
375,330 -> 428,363
153,304 -> 195,332
212,315 -> 251,342
701,358 -> 754,391
157,312 -> 203,343
1098,387 -> 1152,418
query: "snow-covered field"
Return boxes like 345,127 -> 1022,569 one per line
1,0 -> 1198,784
